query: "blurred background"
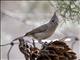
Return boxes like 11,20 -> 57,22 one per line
1,1 -> 80,60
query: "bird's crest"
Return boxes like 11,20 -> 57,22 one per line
50,11 -> 59,23
51,12 -> 57,20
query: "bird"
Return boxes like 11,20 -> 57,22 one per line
23,12 -> 59,44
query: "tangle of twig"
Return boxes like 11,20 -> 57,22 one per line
0,36 -> 77,60
0,36 -> 33,60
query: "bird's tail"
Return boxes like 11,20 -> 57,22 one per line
13,32 -> 31,41
12,36 -> 25,41
24,32 -> 31,36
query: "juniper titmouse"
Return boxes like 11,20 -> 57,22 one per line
24,12 -> 59,44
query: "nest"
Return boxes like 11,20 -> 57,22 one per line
18,38 -> 77,60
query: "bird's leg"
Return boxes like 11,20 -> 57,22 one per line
32,39 -> 36,48
38,40 -> 44,45
38,40 -> 44,46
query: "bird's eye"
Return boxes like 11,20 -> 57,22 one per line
52,20 -> 54,22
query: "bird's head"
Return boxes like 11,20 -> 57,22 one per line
49,12 -> 59,24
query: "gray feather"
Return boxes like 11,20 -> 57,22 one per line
25,24 -> 48,36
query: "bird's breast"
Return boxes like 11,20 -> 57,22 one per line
32,23 -> 58,40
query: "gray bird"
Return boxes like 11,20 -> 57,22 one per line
24,12 -> 59,44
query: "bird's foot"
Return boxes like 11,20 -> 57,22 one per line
38,40 -> 44,45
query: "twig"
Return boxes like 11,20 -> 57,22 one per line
0,42 -> 19,47
0,43 -> 11,46
59,36 -> 68,41
7,43 -> 14,60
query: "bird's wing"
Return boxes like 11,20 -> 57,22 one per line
25,24 -> 48,36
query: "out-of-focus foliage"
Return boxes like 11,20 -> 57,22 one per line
49,0 -> 80,23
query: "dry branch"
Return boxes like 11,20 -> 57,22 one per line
18,38 -> 77,60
